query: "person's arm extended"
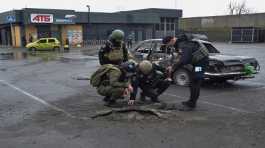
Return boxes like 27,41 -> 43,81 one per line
153,63 -> 166,73
129,75 -> 139,100
176,42 -> 193,66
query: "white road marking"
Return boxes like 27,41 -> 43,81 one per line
0,80 -> 84,119
164,93 -> 253,114
0,79 -> 255,117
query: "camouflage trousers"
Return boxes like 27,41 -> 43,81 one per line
97,85 -> 125,100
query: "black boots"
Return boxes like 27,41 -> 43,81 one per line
178,101 -> 196,111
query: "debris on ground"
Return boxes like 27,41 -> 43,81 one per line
90,103 -> 177,120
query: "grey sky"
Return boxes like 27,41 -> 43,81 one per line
0,0 -> 264,17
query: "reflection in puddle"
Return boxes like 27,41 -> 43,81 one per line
0,50 -> 61,61
13,51 -> 28,60
81,50 -> 98,56
0,51 -> 28,60
30,51 -> 60,61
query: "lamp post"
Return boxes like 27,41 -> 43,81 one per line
86,5 -> 90,24
9,10 -> 16,47
86,5 -> 90,42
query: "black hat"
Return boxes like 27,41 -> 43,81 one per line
162,36 -> 174,44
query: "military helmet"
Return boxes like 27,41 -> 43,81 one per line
109,29 -> 125,42
139,60 -> 153,75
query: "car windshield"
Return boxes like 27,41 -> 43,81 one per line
153,41 -> 164,53
134,41 -> 152,53
203,43 -> 220,53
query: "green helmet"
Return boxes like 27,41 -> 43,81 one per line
109,29 -> 125,42
139,60 -> 153,75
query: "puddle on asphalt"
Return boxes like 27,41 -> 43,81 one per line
0,51 -> 28,60
81,50 -> 98,56
30,51 -> 62,61
0,50 -> 62,61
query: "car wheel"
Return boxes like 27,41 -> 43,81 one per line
173,69 -> 191,86
53,47 -> 60,52
29,47 -> 36,52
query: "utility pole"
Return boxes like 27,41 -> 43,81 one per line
86,5 -> 90,24
10,10 -> 16,47
86,5 -> 90,41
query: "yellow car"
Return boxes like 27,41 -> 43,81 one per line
26,38 -> 61,51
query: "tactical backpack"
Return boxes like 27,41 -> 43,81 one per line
90,64 -> 120,87
191,42 -> 209,64
98,42 -> 128,65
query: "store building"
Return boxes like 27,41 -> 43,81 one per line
0,8 -> 182,47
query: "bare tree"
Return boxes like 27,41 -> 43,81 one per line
227,0 -> 252,15
228,1 -> 237,15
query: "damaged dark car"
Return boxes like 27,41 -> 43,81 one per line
131,39 -> 260,86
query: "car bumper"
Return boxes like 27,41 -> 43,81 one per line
204,71 -> 258,80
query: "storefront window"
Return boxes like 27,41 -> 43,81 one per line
155,24 -> 160,31
171,24 -> 175,31
161,24 -> 164,30
160,18 -> 165,23
166,24 -> 170,31
171,18 -> 175,23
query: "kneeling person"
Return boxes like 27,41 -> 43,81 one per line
90,62 -> 135,106
130,60 -> 171,103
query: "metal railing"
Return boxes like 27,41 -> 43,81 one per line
83,40 -> 108,47
82,40 -> 140,49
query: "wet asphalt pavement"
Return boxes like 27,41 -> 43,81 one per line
0,43 -> 265,148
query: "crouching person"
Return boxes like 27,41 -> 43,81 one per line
129,60 -> 171,104
90,61 -> 136,107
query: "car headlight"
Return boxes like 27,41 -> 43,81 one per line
208,60 -> 224,73
209,60 -> 223,66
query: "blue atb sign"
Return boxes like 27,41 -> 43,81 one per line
6,16 -> 16,23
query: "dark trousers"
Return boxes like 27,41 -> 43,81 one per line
140,80 -> 171,99
187,58 -> 208,107
188,78 -> 202,107
127,41 -> 133,48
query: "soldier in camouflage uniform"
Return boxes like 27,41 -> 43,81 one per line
99,29 -> 133,65
97,61 -> 136,106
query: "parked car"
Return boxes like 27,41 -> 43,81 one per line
26,38 -> 61,51
131,39 -> 260,86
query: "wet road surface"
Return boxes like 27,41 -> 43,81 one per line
0,44 -> 265,148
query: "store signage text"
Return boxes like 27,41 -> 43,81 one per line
6,16 -> 16,23
31,14 -> 53,23
55,18 -> 73,23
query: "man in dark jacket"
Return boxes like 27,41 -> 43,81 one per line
128,60 -> 171,105
162,34 -> 209,111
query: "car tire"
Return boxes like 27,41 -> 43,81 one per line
173,68 -> 191,86
53,47 -> 60,52
29,47 -> 36,52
